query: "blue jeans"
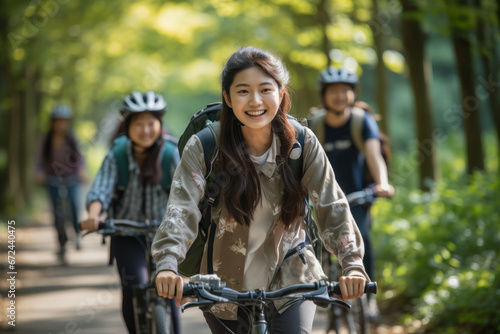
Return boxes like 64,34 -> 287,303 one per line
47,184 -> 80,247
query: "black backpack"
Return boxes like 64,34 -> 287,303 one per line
176,103 -> 322,277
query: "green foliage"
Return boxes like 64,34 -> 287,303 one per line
373,134 -> 500,333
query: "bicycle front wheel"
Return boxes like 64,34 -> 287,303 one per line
347,296 -> 370,334
151,298 -> 171,334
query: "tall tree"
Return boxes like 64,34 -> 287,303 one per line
318,0 -> 332,68
475,0 -> 500,172
447,0 -> 485,174
399,0 -> 437,191
1,1 -> 34,212
370,0 -> 390,135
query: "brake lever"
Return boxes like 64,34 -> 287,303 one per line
181,300 -> 215,311
303,282 -> 351,309
181,285 -> 229,312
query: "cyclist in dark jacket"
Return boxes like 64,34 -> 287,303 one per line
310,67 -> 394,319
35,103 -> 87,263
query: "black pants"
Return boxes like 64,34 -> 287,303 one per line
203,300 -> 316,334
114,236 -> 181,334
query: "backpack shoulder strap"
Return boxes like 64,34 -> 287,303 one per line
350,107 -> 366,155
287,118 -> 306,180
193,121 -> 220,245
111,135 -> 130,189
160,138 -> 177,192
288,117 -> 324,259
195,121 -> 220,178
308,108 -> 327,145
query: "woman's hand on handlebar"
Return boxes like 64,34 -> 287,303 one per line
156,270 -> 184,306
374,183 -> 394,198
336,276 -> 366,302
81,201 -> 103,231
80,216 -> 99,231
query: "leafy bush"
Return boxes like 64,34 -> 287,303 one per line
372,136 -> 500,333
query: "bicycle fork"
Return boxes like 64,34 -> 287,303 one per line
251,304 -> 268,334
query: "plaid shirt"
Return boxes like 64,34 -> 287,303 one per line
86,139 -> 179,222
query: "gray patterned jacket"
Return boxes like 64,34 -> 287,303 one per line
152,127 -> 369,320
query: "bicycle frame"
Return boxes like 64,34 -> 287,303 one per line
84,219 -> 170,334
323,187 -> 377,334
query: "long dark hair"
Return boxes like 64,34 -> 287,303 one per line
124,113 -> 164,185
218,46 -> 305,228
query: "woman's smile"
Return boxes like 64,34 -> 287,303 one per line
246,109 -> 267,117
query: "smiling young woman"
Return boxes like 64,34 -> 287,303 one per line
153,47 -> 369,334
82,92 -> 181,334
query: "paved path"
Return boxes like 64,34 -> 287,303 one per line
1,216 -> 403,334
0,219 -> 337,334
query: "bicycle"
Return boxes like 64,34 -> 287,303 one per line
177,274 -> 376,334
82,218 -> 172,334
324,187 -> 377,334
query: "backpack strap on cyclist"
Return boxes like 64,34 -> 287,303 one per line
350,107 -> 366,155
111,135 -> 130,191
308,108 -> 327,145
287,118 -> 306,179
288,118 -> 325,261
160,139 -> 177,192
196,122 -> 220,181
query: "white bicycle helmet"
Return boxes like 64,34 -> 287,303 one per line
50,103 -> 72,119
318,67 -> 359,88
119,91 -> 167,119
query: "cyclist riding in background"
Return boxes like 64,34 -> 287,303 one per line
80,91 -> 181,334
152,46 -> 370,334
310,67 -> 394,319
35,103 -> 87,264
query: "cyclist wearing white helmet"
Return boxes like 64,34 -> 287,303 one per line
82,91 -> 181,334
35,103 -> 87,263
310,67 -> 394,320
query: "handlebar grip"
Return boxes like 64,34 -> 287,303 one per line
365,282 -> 377,294
79,221 -> 107,231
182,284 -> 197,298
330,281 -> 377,295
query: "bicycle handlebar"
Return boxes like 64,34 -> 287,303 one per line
81,218 -> 160,237
346,187 -> 377,207
177,275 -> 376,311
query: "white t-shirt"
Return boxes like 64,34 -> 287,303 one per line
242,148 -> 306,291
243,149 -> 274,290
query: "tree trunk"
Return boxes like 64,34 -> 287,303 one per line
318,0 -> 331,67
476,0 -> 500,172
6,64 -> 26,211
497,0 -> 500,30
450,11 -> 485,173
399,0 -> 437,191
22,64 -> 40,204
370,0 -> 390,136
0,7 -> 9,211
